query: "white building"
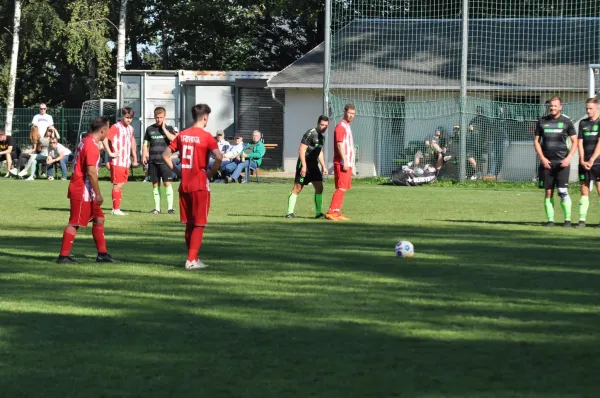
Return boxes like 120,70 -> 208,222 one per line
267,18 -> 599,179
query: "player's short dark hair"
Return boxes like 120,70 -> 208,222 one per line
122,106 -> 135,117
191,104 -> 211,121
586,97 -> 598,105
549,96 -> 562,104
154,107 -> 166,115
0,128 -> 5,136
344,104 -> 356,112
90,116 -> 109,133
317,115 -> 329,124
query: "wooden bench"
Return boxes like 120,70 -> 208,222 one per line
244,143 -> 277,182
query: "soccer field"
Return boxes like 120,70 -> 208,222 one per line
1,179 -> 599,397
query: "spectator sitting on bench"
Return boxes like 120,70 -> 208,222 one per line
217,134 -> 244,169
46,138 -> 73,180
17,126 -> 42,179
216,130 -> 230,152
223,130 -> 265,184
0,128 -> 18,177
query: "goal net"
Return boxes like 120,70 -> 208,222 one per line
77,99 -> 117,143
326,0 -> 600,181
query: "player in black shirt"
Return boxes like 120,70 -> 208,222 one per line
534,96 -> 578,227
142,107 -> 178,214
576,97 -> 600,228
286,115 -> 329,219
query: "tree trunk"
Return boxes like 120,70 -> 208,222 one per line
89,57 -> 97,100
5,0 -> 21,136
161,14 -> 168,69
117,0 -> 128,72
128,10 -> 139,68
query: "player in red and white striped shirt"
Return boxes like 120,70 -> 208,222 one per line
103,107 -> 139,216
57,116 -> 118,264
163,104 -> 222,270
326,103 -> 356,221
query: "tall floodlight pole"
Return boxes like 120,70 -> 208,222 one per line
116,0 -> 128,116
323,0 -> 332,170
324,0 -> 332,117
459,0 -> 469,181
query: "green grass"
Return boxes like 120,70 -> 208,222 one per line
1,177 -> 600,397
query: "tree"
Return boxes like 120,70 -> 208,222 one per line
117,0 -> 127,72
4,0 -> 21,135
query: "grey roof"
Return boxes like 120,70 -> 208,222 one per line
267,18 -> 600,90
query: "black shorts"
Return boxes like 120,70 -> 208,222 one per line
0,152 -> 17,162
294,163 -> 323,186
148,162 -> 173,183
578,163 -> 600,184
538,163 -> 569,190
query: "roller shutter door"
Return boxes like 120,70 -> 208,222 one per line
238,88 -> 285,169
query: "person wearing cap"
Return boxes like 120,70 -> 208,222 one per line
216,130 -> 230,153
212,134 -> 244,179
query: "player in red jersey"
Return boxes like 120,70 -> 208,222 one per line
103,107 -> 139,216
163,104 -> 222,270
326,103 -> 356,221
57,117 -> 118,264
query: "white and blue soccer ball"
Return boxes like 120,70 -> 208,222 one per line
395,241 -> 414,258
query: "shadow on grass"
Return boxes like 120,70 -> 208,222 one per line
38,207 -> 147,214
227,213 -> 316,219
1,221 -> 600,396
442,219 -> 568,227
0,305 -> 598,397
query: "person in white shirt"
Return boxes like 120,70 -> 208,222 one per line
219,134 -> 245,168
32,103 -> 54,137
46,138 -> 73,180
216,130 -> 230,152
18,127 -> 56,180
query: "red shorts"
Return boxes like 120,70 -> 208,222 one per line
110,165 -> 129,184
334,163 -> 353,190
179,191 -> 211,226
68,199 -> 105,227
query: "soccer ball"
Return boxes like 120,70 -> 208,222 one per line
414,167 -> 424,176
395,241 -> 414,258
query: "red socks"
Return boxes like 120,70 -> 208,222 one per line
187,226 -> 205,261
92,222 -> 107,254
59,227 -> 77,256
185,223 -> 194,249
327,189 -> 345,215
112,189 -> 122,210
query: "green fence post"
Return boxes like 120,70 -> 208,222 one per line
61,108 -> 65,144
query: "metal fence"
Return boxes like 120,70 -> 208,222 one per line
325,1 -> 600,180
0,108 -> 82,149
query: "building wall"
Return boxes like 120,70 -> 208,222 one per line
282,89 -> 325,172
282,88 -> 590,179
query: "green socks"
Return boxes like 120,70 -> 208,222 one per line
314,193 -> 323,215
579,195 -> 589,222
166,185 -> 174,210
544,198 -> 554,222
153,186 -> 161,210
287,192 -> 323,215
287,193 -> 298,214
560,196 -> 572,222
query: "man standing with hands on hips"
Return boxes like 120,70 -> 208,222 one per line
326,104 -> 356,221
533,96 -> 577,227
285,115 -> 329,219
